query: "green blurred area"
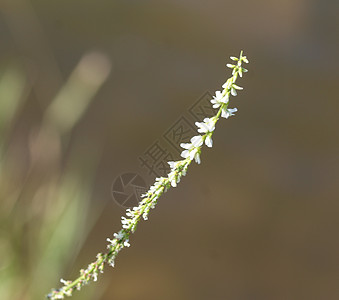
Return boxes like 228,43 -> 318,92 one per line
0,0 -> 338,299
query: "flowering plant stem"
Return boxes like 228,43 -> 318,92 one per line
47,51 -> 249,299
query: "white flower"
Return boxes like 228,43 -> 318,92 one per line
114,231 -> 125,240
142,212 -> 148,220
231,84 -> 243,96
221,107 -> 238,119
169,171 -> 177,187
191,135 -> 203,147
191,149 -> 201,164
195,118 -> 215,133
125,209 -> 133,217
180,139 -> 201,164
211,91 -> 228,108
205,135 -> 213,148
60,279 -> 69,285
180,143 -> 192,159
222,80 -> 231,89
121,217 -> 131,229
106,237 -> 118,249
180,135 -> 203,159
108,259 -> 115,267
214,90 -> 224,101
232,84 -> 243,90
167,161 -> 177,169
242,56 -> 249,63
194,119 -> 215,148
124,239 -> 130,247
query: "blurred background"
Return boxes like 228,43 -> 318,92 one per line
0,0 -> 338,299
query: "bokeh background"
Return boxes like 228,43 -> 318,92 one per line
0,0 -> 338,299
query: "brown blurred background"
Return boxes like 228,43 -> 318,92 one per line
0,0 -> 338,299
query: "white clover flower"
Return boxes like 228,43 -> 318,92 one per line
221,107 -> 238,119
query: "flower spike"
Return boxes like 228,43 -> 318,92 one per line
47,51 -> 249,299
